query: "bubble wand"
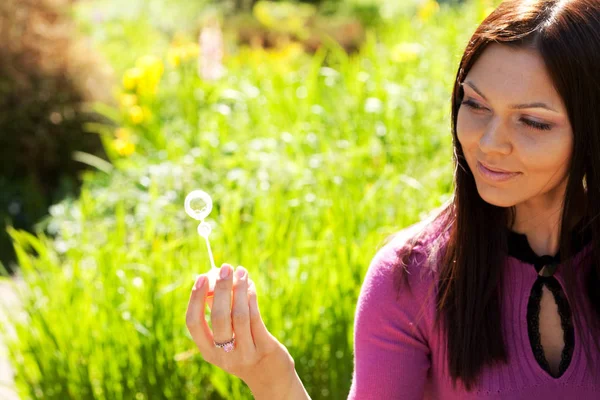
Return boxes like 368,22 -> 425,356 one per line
185,189 -> 218,298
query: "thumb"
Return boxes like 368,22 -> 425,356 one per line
247,279 -> 276,351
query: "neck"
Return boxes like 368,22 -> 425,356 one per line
509,185 -> 586,257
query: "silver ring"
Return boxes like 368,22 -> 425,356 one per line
214,336 -> 235,353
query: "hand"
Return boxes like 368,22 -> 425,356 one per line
186,263 -> 297,398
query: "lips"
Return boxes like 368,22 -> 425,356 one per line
476,161 -> 521,182
478,161 -> 516,174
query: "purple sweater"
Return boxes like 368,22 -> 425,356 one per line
348,218 -> 600,399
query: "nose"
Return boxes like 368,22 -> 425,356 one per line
478,117 -> 511,155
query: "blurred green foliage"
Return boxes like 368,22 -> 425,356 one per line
0,0 -> 113,271
1,0 -> 503,398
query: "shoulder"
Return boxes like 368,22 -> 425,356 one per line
349,217 -> 447,399
350,216 -> 450,399
367,209 -> 450,293
357,211 -> 451,333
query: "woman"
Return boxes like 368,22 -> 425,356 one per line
185,0 -> 600,398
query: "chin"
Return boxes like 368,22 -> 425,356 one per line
475,186 -> 518,208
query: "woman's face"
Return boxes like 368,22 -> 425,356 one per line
456,43 -> 573,209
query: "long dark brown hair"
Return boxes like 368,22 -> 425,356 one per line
389,0 -> 600,391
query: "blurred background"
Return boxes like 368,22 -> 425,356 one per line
0,0 -> 500,398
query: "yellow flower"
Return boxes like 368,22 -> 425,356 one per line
123,67 -> 143,91
127,55 -> 164,96
245,42 -> 305,74
113,138 -> 135,156
136,55 -> 164,77
115,127 -> 131,140
166,43 -> 200,67
167,48 -> 181,67
390,42 -> 422,63
128,105 -> 145,124
253,1 -> 275,28
417,0 -> 440,22
118,94 -> 137,109
252,1 -> 315,35
277,42 -> 304,60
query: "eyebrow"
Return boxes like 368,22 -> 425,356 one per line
461,81 -> 559,113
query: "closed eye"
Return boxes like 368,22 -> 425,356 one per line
460,100 -> 485,110
461,99 -> 486,111
460,100 -> 552,131
523,119 -> 552,131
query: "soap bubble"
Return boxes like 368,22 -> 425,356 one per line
185,189 -> 218,274
184,190 -> 213,220
197,221 -> 211,238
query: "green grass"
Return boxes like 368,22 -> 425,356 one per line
1,0 -> 501,398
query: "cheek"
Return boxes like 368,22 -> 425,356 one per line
513,133 -> 572,175
456,108 -> 480,164
456,108 -> 480,146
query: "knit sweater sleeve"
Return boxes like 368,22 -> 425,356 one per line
348,225 -> 434,400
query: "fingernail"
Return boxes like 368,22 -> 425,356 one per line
235,266 -> 247,279
195,275 -> 206,290
220,264 -> 231,279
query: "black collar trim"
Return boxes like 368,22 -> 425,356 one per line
507,217 -> 592,271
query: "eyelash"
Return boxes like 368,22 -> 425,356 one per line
460,100 -> 552,131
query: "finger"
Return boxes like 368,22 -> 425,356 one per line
247,278 -> 274,351
185,274 -> 216,357
232,266 -> 254,350
211,263 -> 234,344
206,268 -> 219,299
205,269 -> 220,310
